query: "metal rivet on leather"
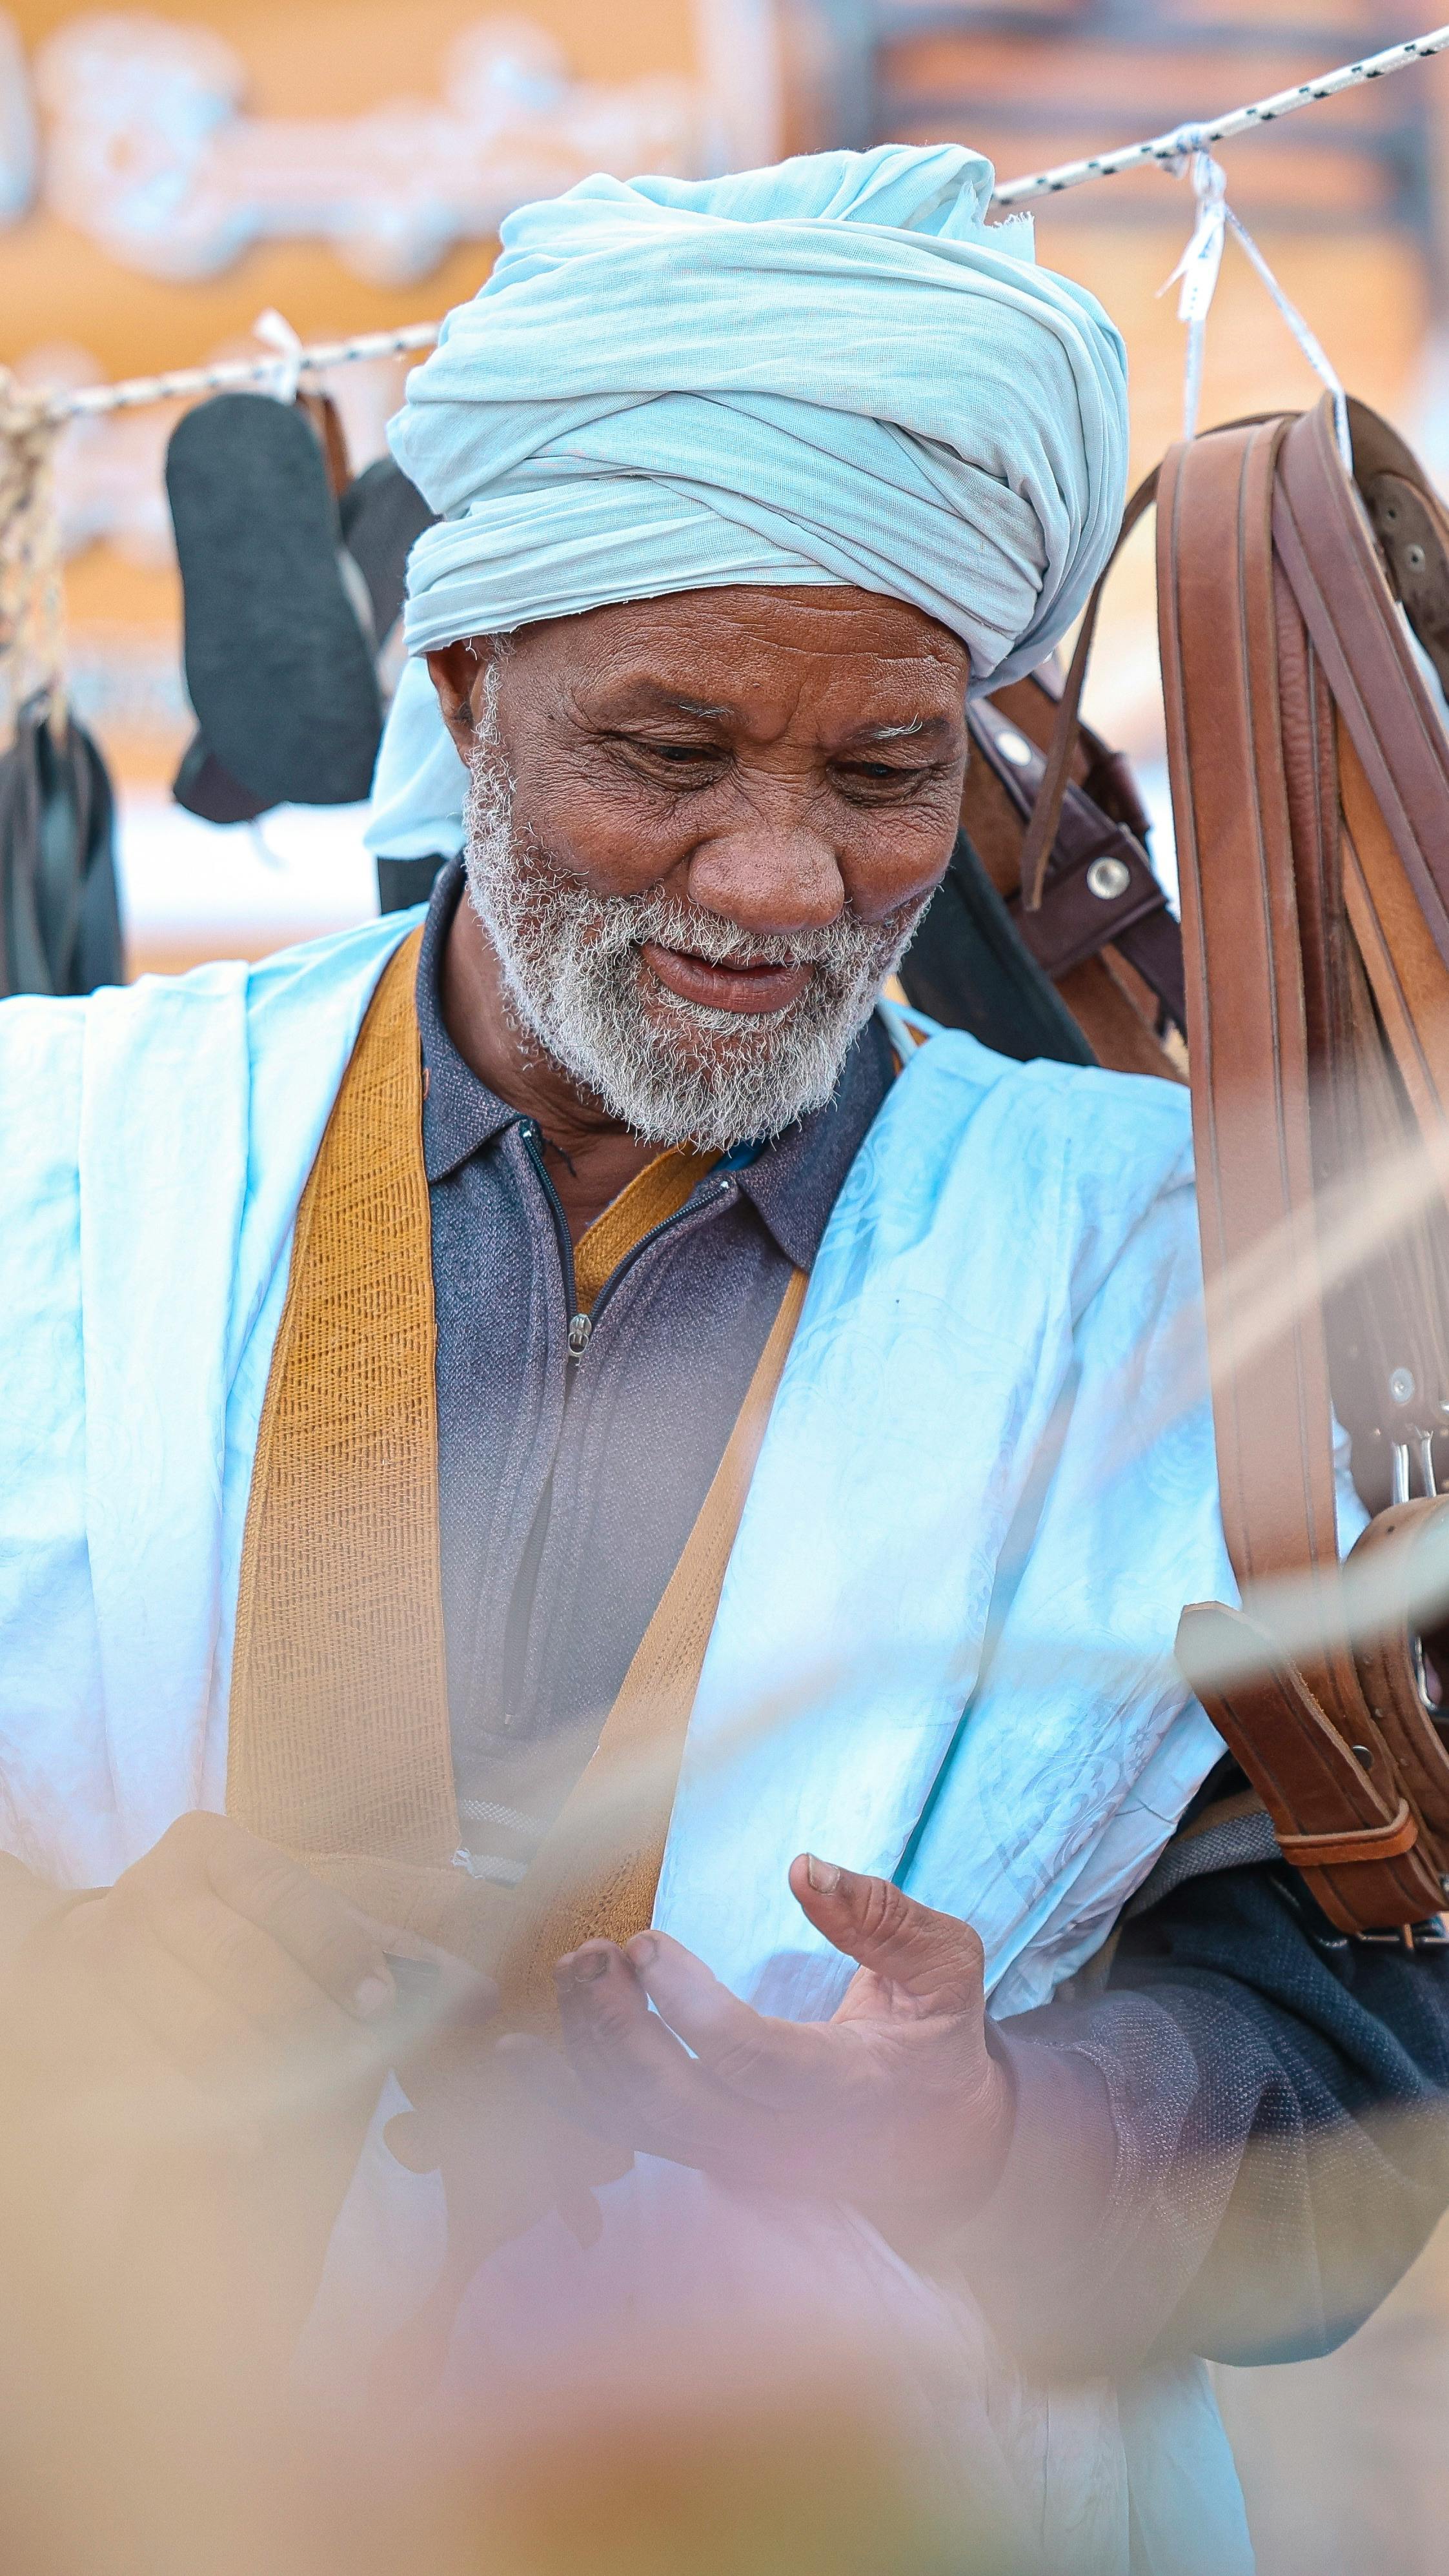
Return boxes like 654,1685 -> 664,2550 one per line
1405,543 -> 1427,573
1352,1744 -> 1374,1769
1086,854 -> 1132,901
1390,1366 -> 1417,1405
997,729 -> 1033,767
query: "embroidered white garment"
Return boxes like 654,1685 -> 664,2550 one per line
0,918 -> 1275,2567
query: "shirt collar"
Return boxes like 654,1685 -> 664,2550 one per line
417,862 -> 516,1182
414,858 -> 894,1264
731,1017 -> 892,1269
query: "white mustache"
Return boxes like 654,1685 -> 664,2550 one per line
578,889 -> 891,980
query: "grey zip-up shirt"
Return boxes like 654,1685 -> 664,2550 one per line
418,861 -> 892,1878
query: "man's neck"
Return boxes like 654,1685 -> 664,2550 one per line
440,886 -> 672,1241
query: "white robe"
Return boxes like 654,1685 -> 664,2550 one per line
0,914 -> 1300,2568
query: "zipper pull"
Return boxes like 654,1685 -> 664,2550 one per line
567,1312 -> 593,1359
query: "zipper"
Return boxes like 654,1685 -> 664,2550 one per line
588,1171 -> 735,1330
517,1119 -> 586,1352
518,1116 -> 735,1359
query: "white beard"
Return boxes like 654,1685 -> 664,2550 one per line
460,685 -> 922,1152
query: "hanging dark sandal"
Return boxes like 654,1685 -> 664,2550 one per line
0,695 -> 123,998
337,455 -> 441,914
338,456 -> 435,656
167,390 -> 383,819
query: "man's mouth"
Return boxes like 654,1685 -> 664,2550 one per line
640,940 -> 815,1017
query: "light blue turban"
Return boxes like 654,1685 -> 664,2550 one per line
366,144 -> 1128,860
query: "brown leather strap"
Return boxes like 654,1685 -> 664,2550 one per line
1159,418 -> 1349,1601
1019,465 -> 1161,912
1159,406 -> 1449,1929
1342,1497 -> 1449,1856
1273,398 -> 1449,962
1277,1805 -> 1419,1869
1362,464 -> 1449,704
1337,698 -> 1449,1132
1175,1603 -> 1438,1933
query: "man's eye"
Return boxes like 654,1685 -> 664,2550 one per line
837,760 -> 927,790
629,738 -> 720,766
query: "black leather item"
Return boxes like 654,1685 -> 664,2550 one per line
900,829 -> 1097,1068
0,698 -> 123,998
167,392 -> 383,812
172,729 -> 272,826
377,853 -> 448,916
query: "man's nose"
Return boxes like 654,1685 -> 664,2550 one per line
684,816 -> 846,938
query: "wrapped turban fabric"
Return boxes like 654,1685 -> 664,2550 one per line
366,143 -> 1129,860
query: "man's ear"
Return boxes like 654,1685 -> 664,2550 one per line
425,640 -> 491,753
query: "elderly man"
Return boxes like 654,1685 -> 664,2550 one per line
3,145 -> 1448,2572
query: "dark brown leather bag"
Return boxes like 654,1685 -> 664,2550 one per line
1160,396 -> 1449,1932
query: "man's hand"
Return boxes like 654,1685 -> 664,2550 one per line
370,1942 -> 630,2408
503,1856 -> 1013,2235
383,1956 -> 627,2249
4,1813 -> 405,2155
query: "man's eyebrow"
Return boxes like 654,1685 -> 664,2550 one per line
847,715 -> 953,744
607,690 -> 735,720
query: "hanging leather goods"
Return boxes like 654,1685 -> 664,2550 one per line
0,368 -> 123,997
1157,393 -> 1449,1932
898,618 -> 1188,1083
0,694 -> 123,997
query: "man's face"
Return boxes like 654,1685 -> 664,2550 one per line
427,585 -> 970,1148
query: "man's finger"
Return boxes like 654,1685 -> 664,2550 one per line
159,1818 -> 395,2020
509,2024 -> 764,2171
552,1945 -> 757,2160
554,1942 -> 694,2101
623,1931 -> 832,2105
787,1856 -> 985,2013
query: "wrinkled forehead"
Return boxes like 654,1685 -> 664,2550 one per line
496,583 -> 973,740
